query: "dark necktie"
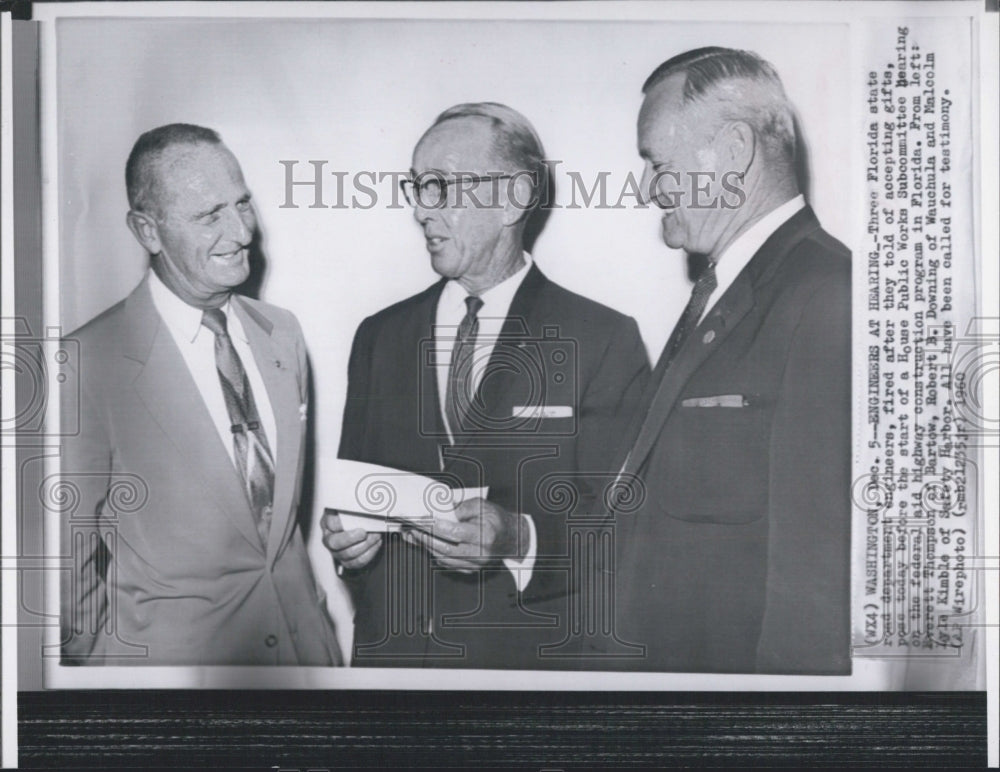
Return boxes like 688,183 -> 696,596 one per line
445,295 -> 484,440
658,260 -> 718,372
201,307 -> 275,546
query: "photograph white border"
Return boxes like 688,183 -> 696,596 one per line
2,1 -> 991,733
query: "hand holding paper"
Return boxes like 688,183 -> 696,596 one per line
321,514 -> 383,570
405,497 -> 527,573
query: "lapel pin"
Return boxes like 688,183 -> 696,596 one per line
274,359 -> 283,369
703,330 -> 716,344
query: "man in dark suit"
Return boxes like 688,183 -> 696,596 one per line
593,48 -> 852,673
323,103 -> 649,668
60,124 -> 341,666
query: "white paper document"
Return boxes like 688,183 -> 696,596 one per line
325,459 -> 488,536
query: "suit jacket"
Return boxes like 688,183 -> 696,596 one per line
597,206 -> 852,674
60,275 -> 341,666
340,264 -> 649,668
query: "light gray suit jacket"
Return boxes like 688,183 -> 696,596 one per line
60,275 -> 341,666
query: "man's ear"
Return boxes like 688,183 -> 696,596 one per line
502,173 -> 535,227
723,120 -> 756,178
126,210 -> 162,255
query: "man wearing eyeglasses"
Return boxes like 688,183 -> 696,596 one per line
322,102 -> 649,669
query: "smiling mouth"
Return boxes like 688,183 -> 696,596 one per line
425,236 -> 449,250
212,248 -> 247,263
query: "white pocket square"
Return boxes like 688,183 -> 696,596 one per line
512,405 -> 573,419
681,394 -> 748,408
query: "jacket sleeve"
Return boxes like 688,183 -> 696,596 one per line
756,271 -> 852,674
338,316 -> 375,462
334,316 -> 388,616
59,347 -> 112,664
576,315 -> 650,480
532,314 -> 650,569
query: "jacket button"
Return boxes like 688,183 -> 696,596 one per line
265,634 -> 278,648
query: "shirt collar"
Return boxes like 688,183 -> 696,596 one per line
712,194 -> 805,288
440,252 -> 533,313
147,268 -> 248,344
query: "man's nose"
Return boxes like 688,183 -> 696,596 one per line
638,164 -> 656,206
414,200 -> 433,226
223,205 -> 254,245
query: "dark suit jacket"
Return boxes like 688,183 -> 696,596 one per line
597,206 -> 852,674
60,275 -> 341,666
339,264 -> 649,668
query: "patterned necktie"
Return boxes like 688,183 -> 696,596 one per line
201,308 -> 275,546
445,295 -> 484,440
658,260 -> 718,372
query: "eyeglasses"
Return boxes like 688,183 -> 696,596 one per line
400,174 -> 514,208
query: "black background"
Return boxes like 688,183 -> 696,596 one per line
18,690 -> 986,768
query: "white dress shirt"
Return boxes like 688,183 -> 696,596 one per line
434,253 -> 537,591
148,269 -> 278,468
698,194 -> 806,324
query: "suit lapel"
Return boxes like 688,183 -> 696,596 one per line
233,298 -> 303,566
621,275 -> 754,479
421,280 -> 449,453
620,206 -> 822,482
123,279 -> 265,554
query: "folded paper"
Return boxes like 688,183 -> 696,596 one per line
325,459 -> 487,536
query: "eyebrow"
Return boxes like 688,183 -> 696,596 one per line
641,151 -> 673,168
194,203 -> 225,219
194,193 -> 251,219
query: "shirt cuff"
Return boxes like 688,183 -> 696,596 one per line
502,513 -> 537,592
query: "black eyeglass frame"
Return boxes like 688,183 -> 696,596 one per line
399,173 -> 515,208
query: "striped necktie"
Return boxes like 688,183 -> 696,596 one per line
445,295 -> 484,440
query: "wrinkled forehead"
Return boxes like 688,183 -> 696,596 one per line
152,142 -> 245,208
638,73 -> 690,136
639,77 -> 722,160
412,116 -> 504,174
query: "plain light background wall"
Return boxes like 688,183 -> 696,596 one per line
56,17 -> 850,656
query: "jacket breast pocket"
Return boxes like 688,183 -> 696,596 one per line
660,399 -> 770,524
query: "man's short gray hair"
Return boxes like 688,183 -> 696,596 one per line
430,102 -> 548,210
643,47 -> 796,162
125,123 -> 222,215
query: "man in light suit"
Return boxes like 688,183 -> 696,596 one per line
323,103 -> 649,668
60,124 -> 341,666
593,48 -> 852,673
